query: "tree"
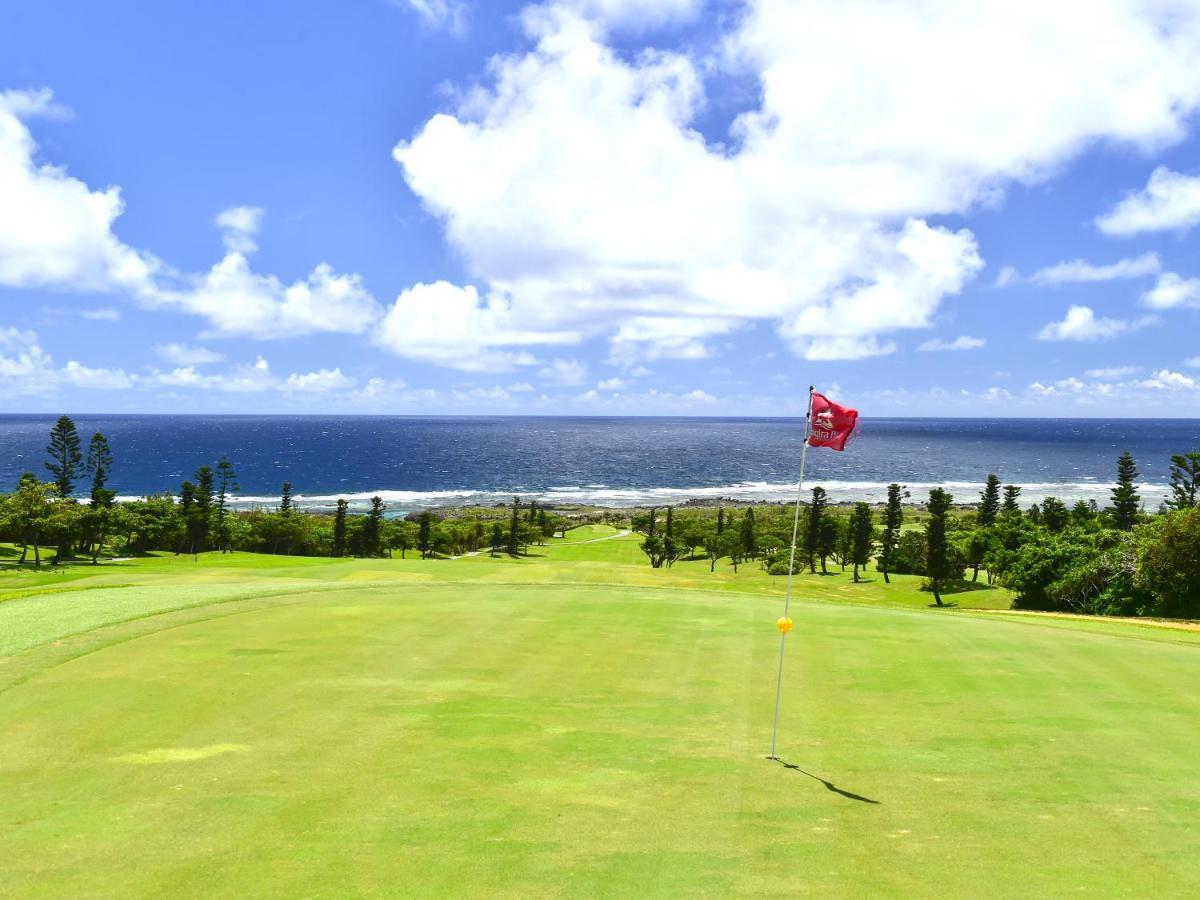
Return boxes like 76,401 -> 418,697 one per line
925,488 -> 953,607
1041,496 -> 1069,533
979,474 -> 1001,528
194,466 -> 215,553
849,502 -> 874,582
716,508 -> 725,535
418,510 -> 435,558
280,482 -> 294,515
45,415 -> 83,498
640,507 -> 668,568
332,498 -> 348,557
1111,451 -> 1140,531
878,483 -> 903,584
739,508 -> 756,561
816,516 -> 838,574
85,432 -> 114,507
806,486 -> 827,573
489,522 -> 505,557
214,456 -> 239,552
1002,484 -> 1022,515
360,496 -> 385,557
1167,450 -> 1200,510
507,497 -> 521,555
1135,507 -> 1200,618
8,473 -> 51,566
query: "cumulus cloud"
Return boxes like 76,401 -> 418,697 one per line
1096,166 -> 1200,236
1135,369 -> 1197,390
0,327 -> 133,392
1141,272 -> 1200,310
546,0 -> 702,30
538,357 -> 588,385
394,1 -> 1200,365
1029,252 -> 1161,285
0,89 -> 159,295
375,281 -> 578,372
1036,306 -> 1146,342
215,206 -> 264,254
918,335 -> 985,352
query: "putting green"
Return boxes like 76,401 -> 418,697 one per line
2,545 -> 1199,896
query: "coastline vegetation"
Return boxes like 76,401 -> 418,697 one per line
2,416 -> 1198,620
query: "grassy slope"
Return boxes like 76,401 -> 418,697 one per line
1,528 -> 1199,896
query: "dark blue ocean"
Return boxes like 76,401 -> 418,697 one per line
2,415 -> 1197,511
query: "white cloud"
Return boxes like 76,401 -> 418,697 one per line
215,205 -> 264,254
1096,166 -> 1200,236
1029,252 -> 1160,285
506,381 -> 535,392
918,335 -> 985,352
0,89 -> 159,295
398,0 -> 1200,363
375,281 -> 577,372
1085,365 -> 1139,379
597,376 -> 625,390
152,357 -> 276,393
59,360 -> 134,389
539,357 -> 588,385
1036,305 -> 1149,342
154,254 -> 381,339
155,343 -> 225,366
991,266 -> 1019,288
81,307 -> 121,321
683,388 -> 716,403
283,367 -> 356,393
397,0 -> 468,34
1141,272 -> 1200,310
1135,369 -> 1198,390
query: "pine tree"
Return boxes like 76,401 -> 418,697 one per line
849,502 -> 874,582
740,508 -> 756,560
527,498 -> 538,523
664,506 -> 677,566
979,474 -> 1001,527
84,432 -> 114,507
1167,450 -> 1200,510
816,517 -> 838,575
363,496 -> 385,557
1111,451 -> 1140,531
879,483 -> 903,584
194,466 -> 215,552
332,499 -> 348,557
280,482 -> 293,515
45,415 -> 82,498
489,522 -> 505,556
1002,484 -> 1022,515
925,488 -> 953,607
507,497 -> 521,555
716,508 -> 725,535
214,456 -> 239,552
178,481 -> 196,554
806,487 -> 826,573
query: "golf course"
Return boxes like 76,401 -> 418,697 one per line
2,525 -> 1198,896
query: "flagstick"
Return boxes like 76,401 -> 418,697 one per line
769,385 -> 815,761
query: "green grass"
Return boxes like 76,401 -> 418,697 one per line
1,532 -> 1198,896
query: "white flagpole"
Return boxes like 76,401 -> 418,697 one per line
769,384 -> 815,761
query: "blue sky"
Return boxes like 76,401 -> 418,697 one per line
2,0 -> 1200,416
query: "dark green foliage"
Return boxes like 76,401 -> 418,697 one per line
1135,507 -> 1200,618
806,486 -> 827,573
925,488 -> 953,606
45,416 -> 83,499
849,502 -> 874,582
1111,451 -> 1140,531
214,456 -> 239,552
1167,451 -> 1200,510
1002,484 -> 1022,515
739,508 -> 756,560
878,483 -> 903,583
332,499 -> 348,557
816,515 -> 838,574
418,510 -> 435,559
280,482 -> 293,515
85,432 -> 114,507
507,497 -> 521,555
1041,496 -> 1069,533
979,474 -> 1001,527
359,496 -> 385,557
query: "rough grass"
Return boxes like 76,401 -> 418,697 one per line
1,529 -> 1198,896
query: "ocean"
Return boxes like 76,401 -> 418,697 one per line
2,415 -> 1198,512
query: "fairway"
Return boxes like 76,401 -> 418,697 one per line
2,532 -> 1199,896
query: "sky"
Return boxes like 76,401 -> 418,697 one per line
2,0 -> 1200,417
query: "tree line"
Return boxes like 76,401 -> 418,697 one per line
633,448 -> 1200,618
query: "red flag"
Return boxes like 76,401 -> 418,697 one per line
808,392 -> 858,451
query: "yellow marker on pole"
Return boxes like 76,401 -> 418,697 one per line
776,617 -> 793,633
